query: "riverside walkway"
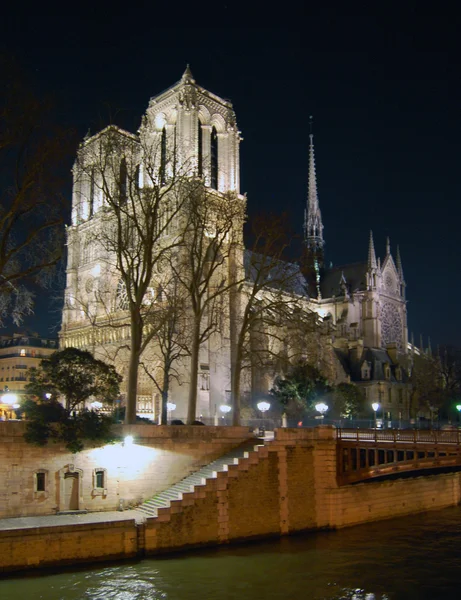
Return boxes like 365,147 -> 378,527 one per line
0,509 -> 147,531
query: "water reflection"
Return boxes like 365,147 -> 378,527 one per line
1,506 -> 461,599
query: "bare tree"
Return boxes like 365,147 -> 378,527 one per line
0,59 -> 72,325
74,126 -> 193,424
171,183 -> 246,424
229,213 -> 309,425
411,345 -> 461,420
140,277 -> 191,424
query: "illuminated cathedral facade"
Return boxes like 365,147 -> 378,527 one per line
60,68 -> 412,423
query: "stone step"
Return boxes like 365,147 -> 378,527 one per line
137,439 -> 266,517
145,499 -> 170,508
160,492 -> 182,501
171,483 -> 194,493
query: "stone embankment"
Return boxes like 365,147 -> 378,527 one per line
1,425 -> 460,572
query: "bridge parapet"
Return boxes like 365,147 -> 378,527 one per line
337,428 -> 461,485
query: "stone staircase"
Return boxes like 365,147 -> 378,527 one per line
134,438 -> 264,519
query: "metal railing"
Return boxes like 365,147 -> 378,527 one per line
337,428 -> 461,445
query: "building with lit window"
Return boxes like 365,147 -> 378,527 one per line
0,333 -> 58,417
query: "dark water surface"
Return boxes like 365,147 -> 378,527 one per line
2,506 -> 461,599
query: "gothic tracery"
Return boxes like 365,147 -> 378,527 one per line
381,302 -> 403,348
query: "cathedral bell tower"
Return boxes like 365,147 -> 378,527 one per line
138,66 -> 241,194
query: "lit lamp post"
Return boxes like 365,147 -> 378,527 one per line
166,402 -> 176,424
257,400 -> 270,435
315,402 -> 329,421
372,402 -> 380,429
220,404 -> 231,425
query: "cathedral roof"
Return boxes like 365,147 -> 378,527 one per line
342,347 -> 410,383
320,262 -> 368,298
244,250 -> 308,296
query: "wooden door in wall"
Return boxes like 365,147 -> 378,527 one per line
63,472 -> 79,510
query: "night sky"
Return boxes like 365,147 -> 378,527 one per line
2,10 -> 460,347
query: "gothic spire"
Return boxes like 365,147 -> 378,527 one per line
368,230 -> 377,270
181,64 -> 195,83
304,118 -> 324,255
386,236 -> 391,255
396,245 -> 405,281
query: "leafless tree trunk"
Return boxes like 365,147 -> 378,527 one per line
170,183 -> 246,424
229,213 -> 305,425
73,127 -> 191,423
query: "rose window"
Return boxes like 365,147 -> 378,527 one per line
381,302 -> 402,348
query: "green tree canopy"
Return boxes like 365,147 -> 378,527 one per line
22,348 -> 121,453
271,362 -> 331,417
25,347 -> 122,412
330,382 -> 365,419
21,397 -> 116,453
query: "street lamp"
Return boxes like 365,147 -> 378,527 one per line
257,400 -> 270,414
220,404 -> 231,424
372,402 -> 380,429
257,401 -> 270,434
315,402 -> 329,420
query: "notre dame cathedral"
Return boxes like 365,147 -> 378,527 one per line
60,67 -> 412,423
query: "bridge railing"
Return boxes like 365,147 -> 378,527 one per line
336,427 -> 461,485
337,428 -> 461,445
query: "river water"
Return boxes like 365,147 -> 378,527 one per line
1,506 -> 461,599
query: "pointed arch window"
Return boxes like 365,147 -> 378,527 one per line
210,126 -> 218,190
89,169 -> 95,217
197,120 -> 203,178
160,127 -> 167,185
119,158 -> 127,204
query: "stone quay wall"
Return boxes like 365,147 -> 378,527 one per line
1,426 -> 460,572
143,427 -> 461,554
0,422 -> 253,518
0,518 -> 138,572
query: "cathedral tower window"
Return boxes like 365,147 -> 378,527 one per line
89,169 -> 95,217
197,120 -> 203,178
160,127 -> 167,185
210,126 -> 218,190
119,158 -> 127,204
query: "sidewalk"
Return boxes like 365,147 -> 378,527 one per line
0,509 -> 145,531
